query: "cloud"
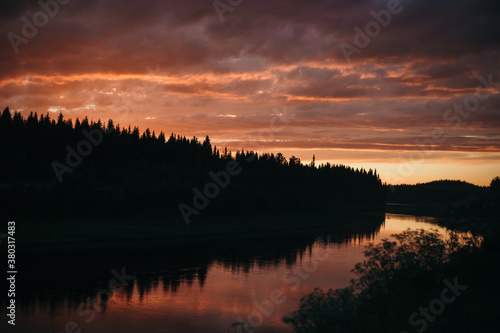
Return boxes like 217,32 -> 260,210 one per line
0,0 -> 499,185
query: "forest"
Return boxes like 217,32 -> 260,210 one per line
386,179 -> 500,218
0,107 -> 385,220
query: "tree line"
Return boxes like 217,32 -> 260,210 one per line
0,107 -> 385,220
386,179 -> 500,218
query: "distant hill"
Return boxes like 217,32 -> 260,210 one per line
387,180 -> 498,218
387,180 -> 486,205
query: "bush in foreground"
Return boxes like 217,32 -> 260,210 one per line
283,228 -> 494,333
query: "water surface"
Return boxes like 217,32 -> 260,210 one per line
3,214 -> 448,333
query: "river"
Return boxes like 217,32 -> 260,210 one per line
2,213 -> 451,333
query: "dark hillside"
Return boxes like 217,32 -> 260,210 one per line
387,180 -> 498,218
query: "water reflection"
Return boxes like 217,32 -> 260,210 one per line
2,213 -> 449,333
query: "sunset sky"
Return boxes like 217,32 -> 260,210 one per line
1,0 -> 499,185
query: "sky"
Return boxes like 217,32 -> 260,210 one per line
1,0 -> 499,186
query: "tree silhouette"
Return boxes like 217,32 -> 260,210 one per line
0,108 -> 385,219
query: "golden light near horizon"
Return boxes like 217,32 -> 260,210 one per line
1,0 -> 499,186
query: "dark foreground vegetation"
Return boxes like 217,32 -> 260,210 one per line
284,227 -> 500,332
0,107 -> 384,221
286,179 -> 500,332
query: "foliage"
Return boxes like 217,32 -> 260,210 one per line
284,229 -> 485,333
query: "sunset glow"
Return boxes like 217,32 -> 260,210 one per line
2,0 -> 499,185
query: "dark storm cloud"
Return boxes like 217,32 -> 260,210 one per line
1,0 -> 499,75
